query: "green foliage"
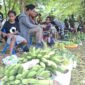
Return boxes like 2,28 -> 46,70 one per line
1,0 -> 84,19
0,66 -> 4,78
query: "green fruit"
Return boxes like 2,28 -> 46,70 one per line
31,65 -> 41,71
43,51 -> 55,59
19,58 -> 23,61
18,66 -> 23,74
48,60 -> 57,69
22,79 -> 29,84
23,59 -> 28,62
36,68 -> 45,76
22,79 -> 37,84
27,56 -> 32,60
37,54 -> 42,58
22,70 -> 29,78
27,71 -> 37,78
9,76 -> 15,81
5,65 -> 15,76
51,57 -> 61,64
16,74 -> 23,79
42,58 -> 48,63
38,71 -> 50,78
14,80 -> 20,84
38,80 -> 53,85
40,62 -> 46,68
8,64 -> 21,76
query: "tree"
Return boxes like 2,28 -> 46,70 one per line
2,0 -> 85,20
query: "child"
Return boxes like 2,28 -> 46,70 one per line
42,16 -> 52,41
47,32 -> 55,47
1,10 -> 27,55
42,16 -> 56,46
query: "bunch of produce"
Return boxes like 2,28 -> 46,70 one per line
19,47 -> 71,73
55,41 -> 78,49
2,47 -> 76,85
2,64 -> 51,85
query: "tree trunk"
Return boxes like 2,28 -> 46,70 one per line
8,0 -> 11,10
3,0 -> 7,19
19,0 -> 26,13
12,0 -> 17,10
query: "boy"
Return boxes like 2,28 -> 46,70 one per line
1,10 -> 27,55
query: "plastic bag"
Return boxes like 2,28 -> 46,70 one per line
2,55 -> 19,65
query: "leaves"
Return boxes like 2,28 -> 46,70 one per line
2,0 -> 84,20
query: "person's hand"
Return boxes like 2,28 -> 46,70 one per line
7,33 -> 13,37
2,32 -> 7,37
41,24 -> 47,28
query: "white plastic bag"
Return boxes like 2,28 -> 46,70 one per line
2,55 -> 19,65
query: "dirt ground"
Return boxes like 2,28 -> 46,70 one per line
70,42 -> 85,85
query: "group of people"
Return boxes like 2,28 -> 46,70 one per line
64,15 -> 85,33
0,4 -> 85,55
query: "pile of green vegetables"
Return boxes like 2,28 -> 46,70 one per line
2,64 -> 52,85
2,47 -> 76,85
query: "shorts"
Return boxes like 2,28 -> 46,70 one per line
7,35 -> 26,45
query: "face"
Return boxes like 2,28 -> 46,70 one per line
8,13 -> 16,22
28,9 -> 37,18
46,18 -> 51,24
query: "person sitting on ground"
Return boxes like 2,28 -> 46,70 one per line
41,16 -> 56,45
41,16 -> 52,41
77,16 -> 84,32
0,10 -> 27,55
64,18 -> 71,31
37,13 -> 42,24
47,32 -> 55,47
51,17 -> 65,39
68,14 -> 77,33
19,4 -> 43,48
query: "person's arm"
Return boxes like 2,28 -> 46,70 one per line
8,31 -> 18,35
20,17 -> 37,28
1,21 -> 8,37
